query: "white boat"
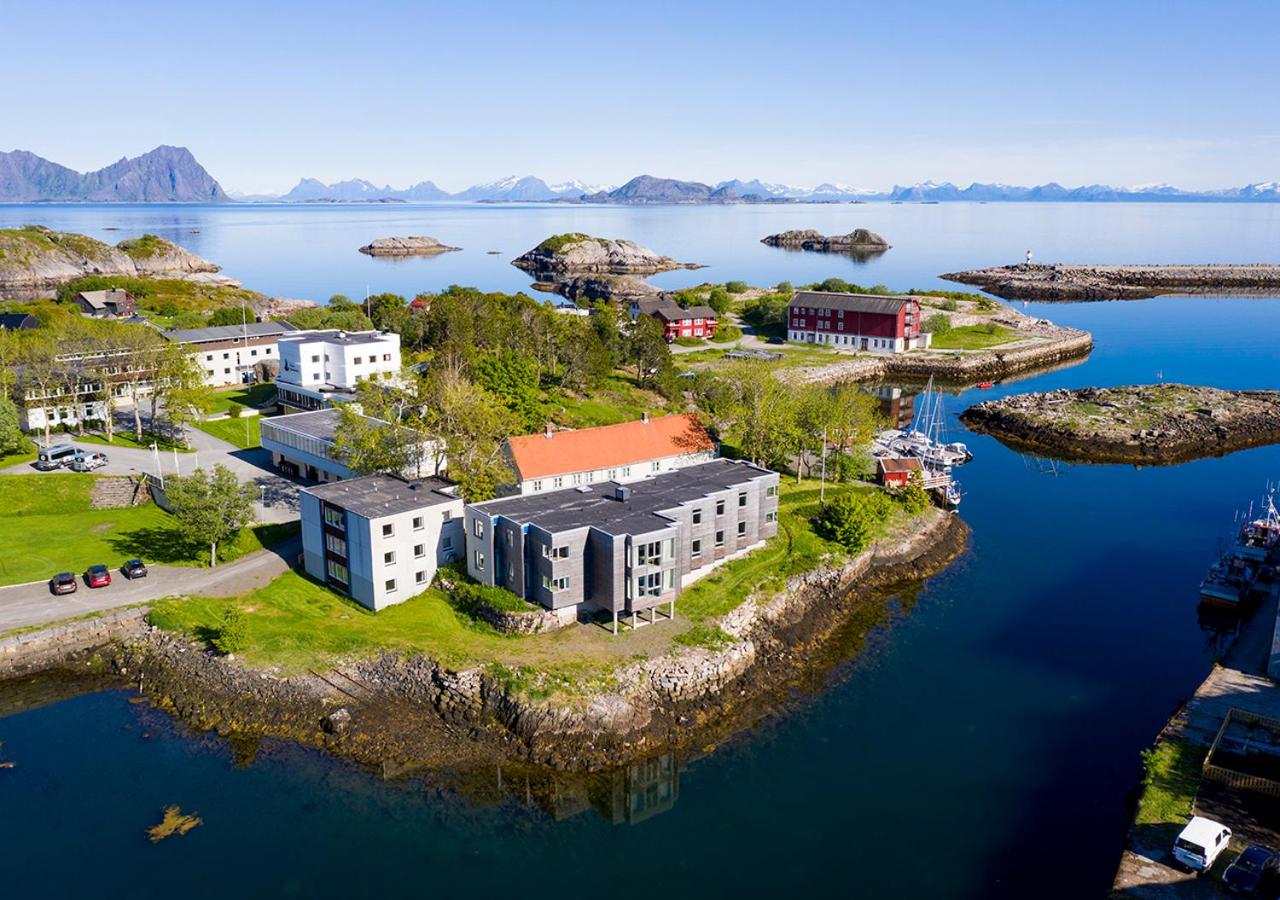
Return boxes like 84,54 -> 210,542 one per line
874,379 -> 972,467
1232,494 -> 1280,563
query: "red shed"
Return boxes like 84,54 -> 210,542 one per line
877,457 -> 923,488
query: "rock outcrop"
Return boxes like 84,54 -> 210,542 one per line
358,236 -> 461,257
761,228 -> 891,254
0,227 -> 220,295
512,233 -> 701,301
961,384 -> 1280,464
941,263 -> 1280,301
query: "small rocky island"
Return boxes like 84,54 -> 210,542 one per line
961,384 -> 1280,464
0,226 -> 223,297
941,263 -> 1280,301
512,233 -> 702,301
761,228 -> 890,258
358,236 -> 461,257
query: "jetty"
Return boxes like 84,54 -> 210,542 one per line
941,263 -> 1280,302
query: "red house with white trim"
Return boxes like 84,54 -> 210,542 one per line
786,290 -> 930,352
632,299 -> 719,341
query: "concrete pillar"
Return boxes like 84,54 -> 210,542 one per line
612,611 -> 618,636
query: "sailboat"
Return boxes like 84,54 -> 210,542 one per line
875,377 -> 972,467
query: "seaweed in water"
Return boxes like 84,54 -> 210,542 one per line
146,805 -> 203,843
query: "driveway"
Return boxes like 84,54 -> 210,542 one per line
0,537 -> 300,634
4,427 -> 302,524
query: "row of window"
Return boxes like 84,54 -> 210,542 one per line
203,347 -> 271,363
381,511 -> 452,538
529,464 -> 638,493
382,537 -> 454,566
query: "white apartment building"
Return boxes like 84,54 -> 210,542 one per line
275,330 -> 401,411
162,321 -> 300,387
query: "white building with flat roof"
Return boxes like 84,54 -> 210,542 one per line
275,330 -> 400,411
163,320 -> 300,387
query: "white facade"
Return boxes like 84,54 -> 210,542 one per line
515,449 -> 716,496
193,340 -> 278,386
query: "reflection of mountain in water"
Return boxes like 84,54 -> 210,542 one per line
767,244 -> 888,264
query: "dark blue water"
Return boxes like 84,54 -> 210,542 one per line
3,203 -> 1280,898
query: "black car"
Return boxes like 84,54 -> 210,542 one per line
49,572 -> 77,595
1224,844 -> 1277,895
122,559 -> 148,579
766,336 -> 785,345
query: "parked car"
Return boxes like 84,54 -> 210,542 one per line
122,559 -> 148,579
1174,816 -> 1233,872
84,564 -> 112,588
33,443 -> 78,470
70,451 -> 108,472
1223,844 -> 1278,894
49,572 -> 77,595
766,336 -> 785,345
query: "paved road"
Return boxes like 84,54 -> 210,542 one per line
0,537 -> 300,634
4,425 -> 302,523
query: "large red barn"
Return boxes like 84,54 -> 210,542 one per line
786,290 -> 931,352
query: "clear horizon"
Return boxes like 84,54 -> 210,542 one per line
7,0 -> 1279,195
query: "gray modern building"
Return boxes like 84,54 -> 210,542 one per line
464,458 -> 780,631
300,474 -> 464,611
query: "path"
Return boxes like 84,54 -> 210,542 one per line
0,537 -> 300,634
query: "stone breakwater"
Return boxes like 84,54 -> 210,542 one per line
941,263 -> 1280,302
0,607 -> 149,678
961,383 -> 1280,465
788,328 -> 1093,387
78,508 -> 965,773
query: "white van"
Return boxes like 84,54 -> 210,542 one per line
1173,816 -> 1232,872
34,444 -> 78,471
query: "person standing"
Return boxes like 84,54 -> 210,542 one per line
1025,248 -> 1033,266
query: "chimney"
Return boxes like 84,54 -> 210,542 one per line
641,411 -> 650,425
544,421 -> 554,439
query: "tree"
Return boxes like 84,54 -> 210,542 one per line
332,403 -> 416,477
626,314 -> 673,387
164,465 -> 258,567
473,350 -> 541,430
923,313 -> 952,335
207,306 -> 252,328
422,370 -> 515,501
0,397 -> 27,456
897,470 -> 931,516
212,607 -> 248,654
152,342 -> 212,447
15,336 -> 62,446
815,491 -> 892,554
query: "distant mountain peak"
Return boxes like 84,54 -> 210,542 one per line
0,145 -> 227,202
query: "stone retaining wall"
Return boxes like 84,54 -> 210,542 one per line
90,475 -> 152,509
472,605 -> 565,635
0,607 -> 149,678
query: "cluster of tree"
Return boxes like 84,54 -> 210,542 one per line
815,472 -> 930,554
739,292 -> 793,335
689,361 -> 880,476
164,464 -> 258,567
0,304 -> 211,446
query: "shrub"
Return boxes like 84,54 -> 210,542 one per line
707,287 -> 732,313
674,336 -> 704,347
227,403 -> 242,418
922,313 -> 952,335
710,324 -> 742,343
938,297 -> 959,311
775,280 -> 793,294
447,579 -> 537,615
212,607 -> 248,654
814,490 -> 893,553
724,280 -> 749,294
896,472 -> 931,516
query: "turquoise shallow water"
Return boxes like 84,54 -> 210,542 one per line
2,202 -> 1279,898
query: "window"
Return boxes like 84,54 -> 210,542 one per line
223,352 -> 230,359
532,480 -> 543,492
716,499 -> 726,516
382,523 -> 394,537
415,570 -> 427,585
412,516 -> 424,530
572,472 -> 584,485
323,506 -> 344,529
737,521 -> 747,537
414,544 -> 425,558
385,579 -> 397,593
325,533 -> 347,556
353,356 -> 362,365
607,468 -> 617,480
635,572 -> 662,597
691,539 -> 702,557
383,353 -> 391,362
473,519 -> 484,538
542,574 -> 569,591
664,569 -> 675,590
474,550 -> 485,569
384,550 -> 396,565
715,530 -> 725,548
251,349 -> 258,357
765,511 -> 777,523
442,510 -> 451,523
637,540 -> 663,566
552,476 -> 564,489
651,461 -> 661,472
766,485 -> 777,497
622,466 -> 632,477
738,492 -> 747,507
542,545 -> 569,559
504,530 -> 513,546
692,508 -> 702,524
442,535 -> 453,551
326,560 -> 348,584
311,354 -> 320,363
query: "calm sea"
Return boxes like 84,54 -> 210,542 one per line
2,202 -> 1280,899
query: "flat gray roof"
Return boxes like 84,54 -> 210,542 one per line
305,474 -> 458,518
472,458 -> 776,536
163,321 -> 298,343
280,329 -> 389,346
262,408 -> 343,442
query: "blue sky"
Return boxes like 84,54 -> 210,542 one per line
6,0 -> 1278,193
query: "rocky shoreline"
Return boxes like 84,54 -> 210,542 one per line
358,236 -> 461,257
512,233 -> 702,302
4,508 -> 966,775
761,228 -> 890,258
941,263 -> 1280,302
961,383 -> 1280,464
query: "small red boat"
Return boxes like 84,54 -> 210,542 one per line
976,381 -> 995,389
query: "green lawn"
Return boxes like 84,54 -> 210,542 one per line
929,324 -> 1021,350
0,442 -> 37,469
74,430 -> 192,453
0,474 -> 294,585
206,383 -> 276,416
192,415 -> 261,449
1134,739 -> 1205,827
543,373 -> 669,428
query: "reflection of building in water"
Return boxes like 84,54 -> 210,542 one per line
874,386 -> 916,430
530,753 -> 681,825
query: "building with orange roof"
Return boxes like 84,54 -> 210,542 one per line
503,412 -> 717,496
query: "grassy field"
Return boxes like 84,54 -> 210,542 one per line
74,430 -> 192,453
1134,739 -> 1205,827
0,474 -> 294,585
929,324 -> 1021,350
543,373 -> 669,428
206,383 -> 276,416
0,442 -> 37,469
192,415 -> 261,449
149,477 -> 922,678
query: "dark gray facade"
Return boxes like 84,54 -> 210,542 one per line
464,459 -> 780,623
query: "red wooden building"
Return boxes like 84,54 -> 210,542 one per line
632,299 -> 719,341
786,290 -> 930,352
877,457 -> 923,487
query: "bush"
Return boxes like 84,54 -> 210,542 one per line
937,297 -> 959,311
707,287 -> 732,313
212,607 -> 248,654
674,336 -> 704,347
710,324 -> 742,343
896,472 -> 931,516
227,403 -> 242,418
447,579 -> 537,615
922,313 -> 952,335
724,280 -> 749,294
814,490 -> 893,553
775,281 -> 793,294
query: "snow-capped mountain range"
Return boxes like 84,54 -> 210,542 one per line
239,173 -> 1280,204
